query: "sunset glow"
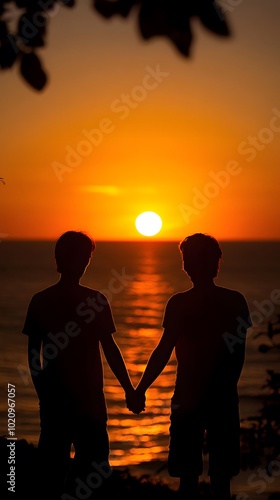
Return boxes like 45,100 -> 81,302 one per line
1,2 -> 280,241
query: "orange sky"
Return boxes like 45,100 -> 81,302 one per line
1,1 -> 280,241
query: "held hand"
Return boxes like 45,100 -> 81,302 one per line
126,388 -> 146,414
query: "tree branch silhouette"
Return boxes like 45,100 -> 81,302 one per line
0,0 -> 230,91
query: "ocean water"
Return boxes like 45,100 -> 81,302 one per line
0,240 -> 280,469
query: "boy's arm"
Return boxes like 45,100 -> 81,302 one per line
231,293 -> 253,383
100,335 -> 145,414
100,335 -> 136,393
136,328 -> 175,394
27,335 -> 43,398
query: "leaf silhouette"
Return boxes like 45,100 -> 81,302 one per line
18,11 -> 47,48
138,3 -> 172,39
0,37 -> 18,69
60,0 -> 76,7
94,0 -> 137,18
1,0 -> 231,90
138,3 -> 193,57
20,51 -> 47,90
197,1 -> 230,36
0,22 -> 19,69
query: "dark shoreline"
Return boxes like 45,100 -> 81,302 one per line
0,436 -> 178,499
1,437 -> 280,500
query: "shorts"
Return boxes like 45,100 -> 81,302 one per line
167,402 -> 241,478
38,399 -> 110,473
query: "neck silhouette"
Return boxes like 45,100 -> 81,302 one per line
58,273 -> 84,286
190,276 -> 216,289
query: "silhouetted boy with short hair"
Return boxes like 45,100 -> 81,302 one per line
22,231 -> 139,499
129,233 -> 252,499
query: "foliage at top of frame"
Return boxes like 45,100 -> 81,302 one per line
0,0 -> 230,90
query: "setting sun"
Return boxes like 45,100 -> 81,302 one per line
135,211 -> 163,237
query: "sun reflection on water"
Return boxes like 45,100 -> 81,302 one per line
102,247 -> 179,467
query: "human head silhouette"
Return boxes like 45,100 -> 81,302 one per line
55,231 -> 95,278
179,233 -> 222,282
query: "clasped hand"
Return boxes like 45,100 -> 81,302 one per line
126,388 -> 146,414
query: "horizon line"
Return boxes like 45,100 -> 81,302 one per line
2,237 -> 280,243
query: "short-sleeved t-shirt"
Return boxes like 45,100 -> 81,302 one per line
162,285 -> 252,411
22,283 -> 116,420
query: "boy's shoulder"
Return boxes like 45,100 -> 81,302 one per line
36,284 -> 112,305
165,288 -> 192,308
166,285 -> 247,306
29,284 -> 57,302
29,283 -> 104,304
214,286 -> 249,306
215,285 -> 246,297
